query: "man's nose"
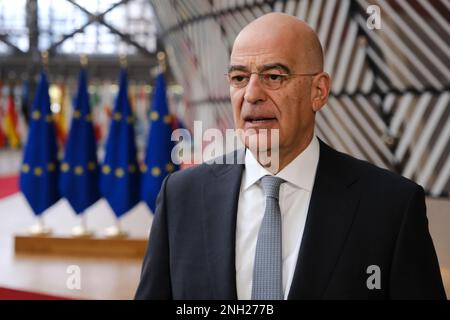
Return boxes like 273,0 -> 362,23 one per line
244,74 -> 267,104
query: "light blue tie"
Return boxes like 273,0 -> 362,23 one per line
251,175 -> 285,300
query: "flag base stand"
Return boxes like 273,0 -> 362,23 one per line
28,223 -> 52,236
71,225 -> 94,238
14,235 -> 147,258
104,226 -> 128,239
28,216 -> 52,236
71,214 -> 94,238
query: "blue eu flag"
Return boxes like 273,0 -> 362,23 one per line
141,72 -> 178,213
100,69 -> 140,218
19,71 -> 60,215
59,68 -> 101,214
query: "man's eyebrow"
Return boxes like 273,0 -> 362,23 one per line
228,63 -> 291,74
259,63 -> 290,73
228,65 -> 248,73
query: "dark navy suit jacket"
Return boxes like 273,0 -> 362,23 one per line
135,141 -> 446,299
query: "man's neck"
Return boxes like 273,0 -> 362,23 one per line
252,134 -> 315,174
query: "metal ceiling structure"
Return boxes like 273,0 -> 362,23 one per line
0,0 -> 162,82
151,0 -> 450,198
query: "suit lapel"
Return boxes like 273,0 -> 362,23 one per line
203,151 -> 244,299
288,141 -> 362,299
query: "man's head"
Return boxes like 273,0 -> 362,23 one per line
229,13 -> 330,170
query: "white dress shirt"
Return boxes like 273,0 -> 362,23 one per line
235,136 -> 320,300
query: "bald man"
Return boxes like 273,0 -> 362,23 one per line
135,13 -> 445,300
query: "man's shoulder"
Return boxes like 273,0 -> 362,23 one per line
166,150 -> 244,188
322,141 -> 421,193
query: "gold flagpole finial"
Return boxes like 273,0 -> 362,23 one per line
41,51 -> 49,67
80,54 -> 88,67
157,51 -> 166,73
120,54 -> 128,68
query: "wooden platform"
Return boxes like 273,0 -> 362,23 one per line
14,235 -> 148,259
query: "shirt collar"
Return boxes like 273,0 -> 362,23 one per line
243,135 -> 320,192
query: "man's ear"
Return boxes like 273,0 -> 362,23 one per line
311,72 -> 331,112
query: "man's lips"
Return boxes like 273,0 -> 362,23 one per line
243,116 -> 277,123
243,116 -> 278,129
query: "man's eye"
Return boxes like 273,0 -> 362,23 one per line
264,74 -> 283,81
231,75 -> 248,82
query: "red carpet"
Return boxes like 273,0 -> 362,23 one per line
0,175 -> 18,199
0,287 -> 70,300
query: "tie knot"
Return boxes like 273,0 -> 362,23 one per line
260,176 -> 285,199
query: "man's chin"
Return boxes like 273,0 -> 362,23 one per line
240,127 -> 279,147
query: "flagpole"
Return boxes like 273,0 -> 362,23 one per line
141,50 -> 179,212
103,57 -> 131,239
115,218 -> 121,233
22,51 -> 60,237
27,76 -> 52,235
82,213 -> 87,230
